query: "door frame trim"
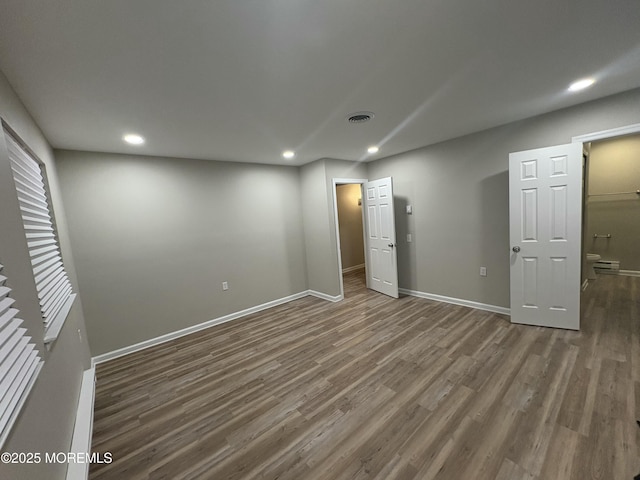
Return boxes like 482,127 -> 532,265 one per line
572,123 -> 640,143
332,178 -> 368,300
572,122 -> 640,294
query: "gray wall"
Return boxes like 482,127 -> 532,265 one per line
55,150 -> 308,356
0,71 -> 91,480
368,88 -> 640,308
586,134 -> 640,271
300,158 -> 367,296
336,184 -> 365,270
300,159 -> 334,294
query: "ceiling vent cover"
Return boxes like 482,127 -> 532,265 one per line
347,111 -> 375,124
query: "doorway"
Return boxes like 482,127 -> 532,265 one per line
332,177 -> 400,300
582,133 -> 640,282
572,123 -> 640,329
509,123 -> 640,330
334,181 -> 367,298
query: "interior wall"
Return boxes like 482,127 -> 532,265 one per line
0,71 -> 91,480
586,134 -> 640,272
300,159 -> 333,294
368,88 -> 640,308
336,184 -> 365,270
55,150 -> 308,356
300,158 -> 367,297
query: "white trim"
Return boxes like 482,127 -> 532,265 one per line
591,270 -> 640,278
66,368 -> 96,480
332,177 -> 369,184
93,291 -> 317,364
572,123 -> 640,143
332,178 -> 368,300
399,288 -> 510,316
308,290 -> 343,302
342,263 -> 365,274
619,269 -> 640,278
44,293 -> 77,346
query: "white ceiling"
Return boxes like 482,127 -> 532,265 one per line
1,0 -> 640,166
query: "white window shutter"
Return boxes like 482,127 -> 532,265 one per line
0,263 -> 43,448
5,133 -> 74,338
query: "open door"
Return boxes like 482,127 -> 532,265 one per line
509,143 -> 582,330
364,177 -> 399,298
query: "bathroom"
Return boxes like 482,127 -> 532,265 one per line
584,133 -> 640,285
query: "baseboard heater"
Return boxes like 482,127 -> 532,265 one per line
594,260 -> 620,273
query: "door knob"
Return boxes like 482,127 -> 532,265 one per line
388,243 -> 395,248
512,246 -> 521,253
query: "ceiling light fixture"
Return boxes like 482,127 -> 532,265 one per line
282,150 -> 295,159
123,133 -> 145,145
568,78 -> 595,92
367,146 -> 379,154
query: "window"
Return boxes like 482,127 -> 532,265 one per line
0,262 -> 43,448
4,131 -> 76,344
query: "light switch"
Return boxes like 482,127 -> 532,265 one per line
406,205 -> 413,214
406,234 -> 412,243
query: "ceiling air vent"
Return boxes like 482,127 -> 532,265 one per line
347,111 -> 375,124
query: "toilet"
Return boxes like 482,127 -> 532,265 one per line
586,253 -> 601,280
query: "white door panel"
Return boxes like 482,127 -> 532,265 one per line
509,143 -> 582,330
364,177 -> 399,298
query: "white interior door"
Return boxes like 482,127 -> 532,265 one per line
509,143 -> 582,330
364,177 -> 399,298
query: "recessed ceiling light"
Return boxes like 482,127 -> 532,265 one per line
568,78 -> 595,92
282,150 -> 295,159
123,133 -> 145,145
367,146 -> 379,154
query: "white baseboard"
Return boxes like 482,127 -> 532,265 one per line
398,288 -> 510,316
308,290 -> 343,302
66,367 -> 96,480
93,290 -> 341,364
619,270 -> 640,277
93,291 -> 310,364
594,269 -> 640,277
342,263 -> 365,274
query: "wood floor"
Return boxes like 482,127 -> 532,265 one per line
90,271 -> 640,479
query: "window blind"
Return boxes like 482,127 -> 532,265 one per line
0,263 -> 43,448
5,133 -> 74,335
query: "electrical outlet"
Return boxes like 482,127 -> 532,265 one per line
406,233 -> 412,243
480,267 -> 487,277
222,281 -> 229,291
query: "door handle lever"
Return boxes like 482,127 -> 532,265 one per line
388,243 -> 395,248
